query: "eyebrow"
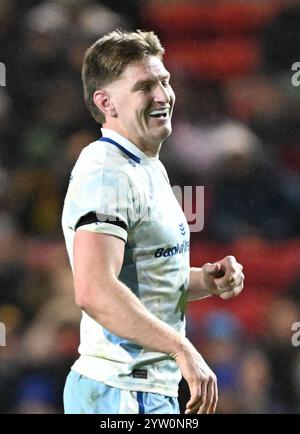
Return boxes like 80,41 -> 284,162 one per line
131,73 -> 170,92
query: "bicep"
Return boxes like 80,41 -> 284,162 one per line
73,229 -> 125,304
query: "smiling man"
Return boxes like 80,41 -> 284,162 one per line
62,29 -> 244,414
93,55 -> 174,156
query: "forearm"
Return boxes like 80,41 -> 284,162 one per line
76,277 -> 186,358
188,267 -> 212,301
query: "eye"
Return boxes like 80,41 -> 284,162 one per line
161,80 -> 170,87
140,82 -> 153,93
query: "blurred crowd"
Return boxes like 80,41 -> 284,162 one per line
1,0 -> 300,413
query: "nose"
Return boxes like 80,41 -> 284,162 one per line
153,83 -> 170,104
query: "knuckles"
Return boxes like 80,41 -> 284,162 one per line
222,256 -> 244,274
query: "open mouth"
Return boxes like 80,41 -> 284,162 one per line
149,108 -> 169,119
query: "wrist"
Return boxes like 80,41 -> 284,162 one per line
199,268 -> 214,296
170,336 -> 190,359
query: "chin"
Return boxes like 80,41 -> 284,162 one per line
161,128 -> 172,141
157,124 -> 172,139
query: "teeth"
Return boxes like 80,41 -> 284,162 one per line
149,108 -> 168,116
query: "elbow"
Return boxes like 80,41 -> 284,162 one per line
74,287 -> 89,310
73,280 -> 111,316
75,291 -> 88,310
73,268 -> 119,316
74,280 -> 95,311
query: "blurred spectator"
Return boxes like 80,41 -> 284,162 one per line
181,311 -> 244,414
237,349 -> 275,413
263,2 -> 300,73
200,311 -> 243,414
77,3 -> 130,38
207,124 -> 300,242
161,80 -> 229,186
15,373 -> 59,414
0,217 -> 27,312
1,0 -> 300,414
288,273 -> 300,308
259,297 -> 300,412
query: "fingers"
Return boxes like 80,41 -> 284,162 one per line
178,340 -> 218,415
219,283 -> 244,299
214,258 -> 242,287
185,373 -> 218,414
197,377 -> 216,414
202,262 -> 221,276
212,256 -> 244,298
201,256 -> 244,300
185,383 -> 203,413
215,272 -> 244,292
185,396 -> 204,414
211,378 -> 218,413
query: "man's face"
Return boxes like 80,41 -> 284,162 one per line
105,55 -> 175,152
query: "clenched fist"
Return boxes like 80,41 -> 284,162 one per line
201,255 -> 244,300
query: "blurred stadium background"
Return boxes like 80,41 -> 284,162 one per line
1,0 -> 300,413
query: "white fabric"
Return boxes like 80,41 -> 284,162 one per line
62,129 -> 190,396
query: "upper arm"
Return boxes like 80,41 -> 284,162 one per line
73,229 -> 125,307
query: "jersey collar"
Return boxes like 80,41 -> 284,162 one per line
100,128 -> 158,164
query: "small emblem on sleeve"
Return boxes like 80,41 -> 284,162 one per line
179,222 -> 186,236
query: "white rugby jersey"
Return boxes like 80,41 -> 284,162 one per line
62,128 -> 190,397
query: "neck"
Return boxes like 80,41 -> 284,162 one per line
102,123 -> 161,158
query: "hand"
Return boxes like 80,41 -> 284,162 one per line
201,255 -> 244,300
174,338 -> 218,414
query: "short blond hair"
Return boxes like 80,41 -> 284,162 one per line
82,29 -> 165,125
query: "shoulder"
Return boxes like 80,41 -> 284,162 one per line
73,140 -> 133,179
68,141 -> 141,201
74,140 -> 108,171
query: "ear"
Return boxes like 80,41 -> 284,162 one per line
93,89 -> 117,117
